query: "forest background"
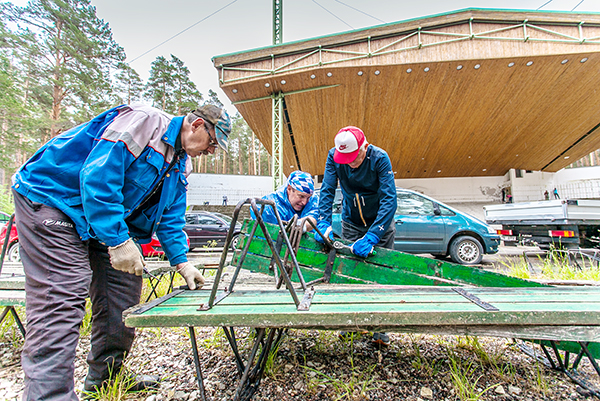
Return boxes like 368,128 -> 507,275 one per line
0,0 -> 271,212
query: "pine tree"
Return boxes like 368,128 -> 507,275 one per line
114,62 -> 143,104
146,55 -> 202,114
170,55 -> 202,114
146,55 -> 174,111
3,0 -> 125,136
206,89 -> 224,108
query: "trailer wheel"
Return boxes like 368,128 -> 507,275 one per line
450,236 -> 483,265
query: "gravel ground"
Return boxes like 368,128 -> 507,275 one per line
1,248 -> 599,400
1,322 -> 599,400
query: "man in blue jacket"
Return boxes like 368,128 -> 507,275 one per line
252,170 -> 319,232
12,103 -> 231,400
316,126 -> 397,345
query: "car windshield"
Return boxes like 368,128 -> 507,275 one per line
214,212 -> 232,224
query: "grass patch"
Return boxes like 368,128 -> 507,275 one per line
500,246 -> 600,281
447,348 -> 501,401
0,306 -> 25,350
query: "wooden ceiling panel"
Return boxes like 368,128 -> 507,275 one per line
216,9 -> 600,178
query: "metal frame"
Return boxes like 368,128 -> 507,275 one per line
523,247 -> 600,273
0,305 -> 25,338
219,17 -> 600,85
143,270 -> 176,302
182,197 -> 339,399
0,213 -> 25,339
204,198 -> 311,310
518,340 -> 600,398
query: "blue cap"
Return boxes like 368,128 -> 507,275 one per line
287,171 -> 314,195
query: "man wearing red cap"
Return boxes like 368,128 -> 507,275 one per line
315,125 -> 397,345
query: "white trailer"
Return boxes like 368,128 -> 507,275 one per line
483,199 -> 600,249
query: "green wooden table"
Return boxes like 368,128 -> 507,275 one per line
124,200 -> 600,401
125,285 -> 600,340
125,284 -> 600,401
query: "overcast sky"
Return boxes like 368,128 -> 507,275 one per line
8,0 -> 600,114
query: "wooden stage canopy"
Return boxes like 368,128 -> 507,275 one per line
213,8 -> 600,179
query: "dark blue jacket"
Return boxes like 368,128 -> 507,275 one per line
318,145 -> 397,240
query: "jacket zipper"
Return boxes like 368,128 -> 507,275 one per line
355,193 -> 367,227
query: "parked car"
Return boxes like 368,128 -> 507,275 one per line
0,218 -> 19,262
140,234 -> 165,258
330,188 -> 500,265
184,211 -> 242,251
0,211 -> 11,224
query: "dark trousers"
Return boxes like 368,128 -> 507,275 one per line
341,219 -> 396,249
14,190 -> 142,401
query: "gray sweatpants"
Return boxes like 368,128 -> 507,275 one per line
341,219 -> 396,250
14,190 -> 142,401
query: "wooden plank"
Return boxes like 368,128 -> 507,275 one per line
0,290 -> 26,306
125,286 -> 600,332
236,220 -> 545,288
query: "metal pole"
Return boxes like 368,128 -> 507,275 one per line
273,0 -> 283,45
272,93 -> 284,190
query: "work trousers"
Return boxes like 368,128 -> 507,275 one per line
341,219 -> 396,250
14,190 -> 142,401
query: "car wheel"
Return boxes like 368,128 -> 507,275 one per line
230,234 -> 240,251
449,236 -> 483,265
7,242 -> 20,262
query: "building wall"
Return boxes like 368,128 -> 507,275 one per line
186,174 -> 273,206
394,175 -> 507,203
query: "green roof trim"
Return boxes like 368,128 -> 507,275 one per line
212,7 -> 600,62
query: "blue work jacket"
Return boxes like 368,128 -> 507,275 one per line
251,184 -> 319,226
318,145 -> 397,240
13,104 -> 190,265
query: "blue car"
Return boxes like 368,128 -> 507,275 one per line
331,188 -> 500,265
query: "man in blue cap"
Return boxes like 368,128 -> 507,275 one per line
12,103 -> 231,399
253,170 -> 319,232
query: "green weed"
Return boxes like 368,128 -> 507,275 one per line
0,306 -> 25,349
539,247 -> 600,280
498,257 -> 532,279
407,335 -> 443,375
447,349 -> 500,401
80,299 -> 93,337
80,361 -> 158,401
304,361 -> 380,401
201,327 -> 227,349
264,338 -> 283,379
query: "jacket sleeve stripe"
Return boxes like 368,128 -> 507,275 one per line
102,129 -> 144,158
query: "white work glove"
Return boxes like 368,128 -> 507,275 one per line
108,238 -> 145,276
177,262 -> 205,290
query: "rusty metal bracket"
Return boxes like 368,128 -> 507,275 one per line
297,286 -> 316,311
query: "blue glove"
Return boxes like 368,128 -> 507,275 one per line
314,221 -> 334,244
350,232 -> 379,257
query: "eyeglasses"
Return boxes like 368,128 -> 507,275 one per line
205,126 -> 219,148
194,119 -> 219,149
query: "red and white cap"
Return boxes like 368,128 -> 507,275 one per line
334,126 -> 366,164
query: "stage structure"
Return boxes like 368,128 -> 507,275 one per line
213,8 -> 600,180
